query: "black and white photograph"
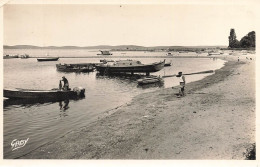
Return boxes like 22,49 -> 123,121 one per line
1,0 -> 258,164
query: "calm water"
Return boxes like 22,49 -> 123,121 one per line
3,49 -> 225,158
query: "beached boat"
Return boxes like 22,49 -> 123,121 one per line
97,50 -> 113,55
208,52 -> 221,56
37,57 -> 59,61
3,55 -> 19,59
4,87 -> 85,100
56,63 -> 95,72
100,59 -> 115,63
164,62 -> 172,67
20,54 -> 30,59
95,59 -> 165,75
166,52 -> 173,56
208,51 -> 223,56
137,76 -> 163,85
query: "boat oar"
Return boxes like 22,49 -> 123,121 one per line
162,70 -> 214,78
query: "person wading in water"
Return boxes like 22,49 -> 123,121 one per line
176,72 -> 185,97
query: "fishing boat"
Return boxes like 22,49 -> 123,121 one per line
3,54 -> 19,59
97,50 -> 113,55
95,59 -> 165,75
37,57 -> 59,61
56,63 -> 95,72
137,76 -> 163,85
4,87 -> 85,100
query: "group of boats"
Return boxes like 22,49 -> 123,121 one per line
56,59 -> 168,74
4,48 -> 254,105
4,58 -> 167,102
4,54 -> 30,59
4,50 -> 113,61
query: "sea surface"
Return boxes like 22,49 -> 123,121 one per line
3,49 -> 225,158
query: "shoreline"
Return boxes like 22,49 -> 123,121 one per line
18,56 -> 255,159
7,55 -> 211,59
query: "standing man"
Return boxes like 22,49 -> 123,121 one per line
176,72 -> 185,97
61,76 -> 69,91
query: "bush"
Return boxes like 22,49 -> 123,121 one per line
244,143 -> 256,160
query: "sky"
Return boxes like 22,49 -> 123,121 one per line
3,3 -> 257,47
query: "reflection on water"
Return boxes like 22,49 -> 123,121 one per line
3,54 -> 226,158
59,99 -> 70,111
4,96 -> 84,108
59,100 -> 70,118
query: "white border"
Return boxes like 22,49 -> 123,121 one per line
0,0 -> 259,166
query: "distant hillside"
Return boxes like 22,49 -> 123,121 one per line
4,45 -> 227,50
4,45 -> 42,49
3,45 -> 145,50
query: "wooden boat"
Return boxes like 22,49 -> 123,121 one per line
100,59 -> 115,63
4,87 -> 85,100
97,50 -> 113,55
164,62 -> 172,67
166,52 -> 173,56
95,59 -> 165,75
137,76 -> 163,85
37,57 -> 59,61
56,63 -> 94,72
3,55 -> 19,59
208,51 -> 223,56
20,54 -> 30,59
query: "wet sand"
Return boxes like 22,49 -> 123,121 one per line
19,56 -> 255,159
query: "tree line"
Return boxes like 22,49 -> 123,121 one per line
228,29 -> 255,49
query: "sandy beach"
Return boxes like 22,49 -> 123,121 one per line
19,56 -> 255,159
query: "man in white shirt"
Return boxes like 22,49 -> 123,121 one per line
176,72 -> 185,97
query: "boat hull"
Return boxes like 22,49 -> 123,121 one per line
56,63 -> 94,72
4,88 -> 85,100
95,60 -> 165,74
37,57 -> 59,61
97,54 -> 113,55
3,55 -> 19,59
164,63 -> 171,67
137,76 -> 163,85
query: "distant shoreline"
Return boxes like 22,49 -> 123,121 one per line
5,56 -> 214,59
3,45 -> 227,50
